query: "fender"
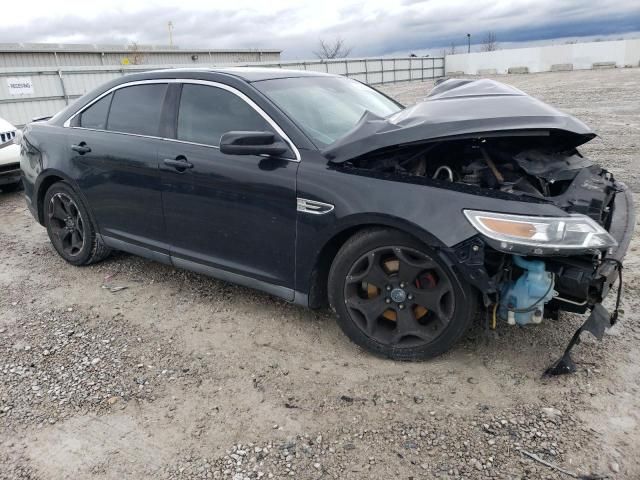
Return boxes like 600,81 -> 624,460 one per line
296,211 -> 464,308
324,212 -> 449,249
34,168 -> 101,231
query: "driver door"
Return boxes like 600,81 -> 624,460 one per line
159,82 -> 299,296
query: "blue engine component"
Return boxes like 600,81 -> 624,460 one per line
499,256 -> 556,326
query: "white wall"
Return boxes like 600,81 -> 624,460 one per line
446,39 -> 640,75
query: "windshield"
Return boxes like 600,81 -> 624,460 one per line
254,76 -> 402,147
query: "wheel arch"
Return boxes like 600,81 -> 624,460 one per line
306,215 -> 447,309
35,170 -> 94,227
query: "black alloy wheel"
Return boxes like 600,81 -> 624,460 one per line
48,192 -> 86,257
43,182 -> 111,266
344,245 -> 455,347
329,229 -> 476,360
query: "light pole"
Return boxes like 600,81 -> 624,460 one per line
467,33 -> 471,53
168,21 -> 174,47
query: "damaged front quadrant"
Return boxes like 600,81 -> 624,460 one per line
328,78 -> 634,372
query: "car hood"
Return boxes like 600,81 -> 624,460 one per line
323,78 -> 596,163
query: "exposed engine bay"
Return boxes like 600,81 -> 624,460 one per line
345,137 -> 617,228
340,135 -> 622,319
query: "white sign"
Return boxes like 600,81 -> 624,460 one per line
7,77 -> 34,96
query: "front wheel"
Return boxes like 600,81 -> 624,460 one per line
328,229 -> 477,360
44,182 -> 111,266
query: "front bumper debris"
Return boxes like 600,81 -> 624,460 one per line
545,183 -> 632,375
597,182 -> 635,292
544,303 -> 614,375
450,181 -> 633,375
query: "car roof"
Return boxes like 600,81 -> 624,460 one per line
150,66 -> 336,82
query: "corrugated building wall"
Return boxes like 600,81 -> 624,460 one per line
0,54 -> 444,127
0,43 -> 281,68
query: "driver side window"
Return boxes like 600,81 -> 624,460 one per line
177,84 -> 273,147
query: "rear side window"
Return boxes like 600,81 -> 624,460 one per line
177,84 -> 272,146
78,93 -> 112,130
107,84 -> 168,136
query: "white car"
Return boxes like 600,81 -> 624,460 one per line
0,117 -> 21,192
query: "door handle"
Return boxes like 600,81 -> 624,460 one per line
71,143 -> 91,154
163,158 -> 194,171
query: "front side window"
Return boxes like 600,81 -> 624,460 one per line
254,76 -> 402,147
177,84 -> 272,147
106,84 -> 168,136
78,93 -> 112,130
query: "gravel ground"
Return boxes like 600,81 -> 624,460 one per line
1,67 -> 639,479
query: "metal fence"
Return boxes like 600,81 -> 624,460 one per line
0,56 -> 444,127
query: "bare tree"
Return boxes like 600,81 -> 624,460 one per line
447,42 -> 457,55
480,32 -> 499,52
313,38 -> 353,59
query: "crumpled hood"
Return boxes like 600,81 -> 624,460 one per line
323,78 -> 596,163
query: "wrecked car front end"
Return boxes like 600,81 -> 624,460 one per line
323,78 -> 635,371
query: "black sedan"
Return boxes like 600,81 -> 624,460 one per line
19,68 -> 634,365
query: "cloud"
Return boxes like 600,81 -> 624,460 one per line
0,0 -> 638,59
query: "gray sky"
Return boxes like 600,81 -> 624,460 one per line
3,0 -> 640,58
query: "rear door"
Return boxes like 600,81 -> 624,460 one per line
159,82 -> 299,294
67,82 -> 169,254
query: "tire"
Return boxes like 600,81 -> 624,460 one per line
328,228 -> 477,360
1,180 -> 22,193
43,181 -> 111,266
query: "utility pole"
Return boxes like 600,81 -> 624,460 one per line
467,33 -> 471,53
168,21 -> 174,47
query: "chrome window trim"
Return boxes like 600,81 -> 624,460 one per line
63,78 -> 301,162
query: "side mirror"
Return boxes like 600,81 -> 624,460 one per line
220,131 -> 288,157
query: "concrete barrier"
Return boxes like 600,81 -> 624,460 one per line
508,66 -> 529,74
477,68 -> 498,75
445,38 -> 640,75
551,63 -> 573,71
592,61 -> 616,69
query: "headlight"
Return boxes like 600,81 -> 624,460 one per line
463,210 -> 617,254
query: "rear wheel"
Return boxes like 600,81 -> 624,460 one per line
328,229 -> 476,360
44,182 -> 111,266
